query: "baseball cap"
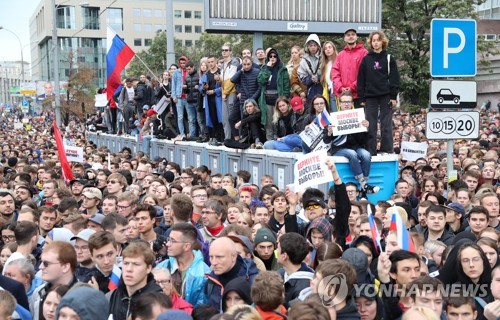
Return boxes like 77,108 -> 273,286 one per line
147,109 -> 157,117
70,228 -> 96,242
69,178 -> 86,186
303,196 -> 327,209
290,96 -> 304,111
83,187 -> 102,200
344,27 -> 357,35
227,235 -> 254,254
89,214 -> 105,225
444,202 -> 465,217
143,105 -> 150,110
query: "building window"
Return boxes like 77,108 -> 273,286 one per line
107,8 -> 123,31
143,9 -> 151,17
185,40 -> 193,47
195,11 -> 202,19
184,11 -> 192,19
485,34 -> 497,41
144,24 -> 152,32
145,39 -> 152,46
175,25 -> 182,33
195,26 -> 202,33
56,6 -> 75,29
133,8 -> 141,17
174,10 -> 181,18
82,6 -> 100,30
134,38 -> 142,46
134,24 -> 141,32
185,25 -> 192,33
154,9 -> 162,18
154,24 -> 163,32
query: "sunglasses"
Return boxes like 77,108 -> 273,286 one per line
306,204 -> 321,210
269,55 -> 277,58
41,260 -> 61,268
221,49 -> 230,52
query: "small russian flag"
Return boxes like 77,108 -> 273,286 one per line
367,206 -> 382,253
108,264 -> 122,291
314,109 -> 332,128
389,210 -> 415,253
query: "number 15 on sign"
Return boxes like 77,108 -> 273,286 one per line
426,111 -> 479,140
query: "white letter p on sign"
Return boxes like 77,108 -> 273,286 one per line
443,28 -> 465,69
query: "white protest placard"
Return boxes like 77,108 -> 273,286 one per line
154,95 -> 169,115
300,123 -> 323,150
330,108 -> 368,135
95,94 -> 108,107
401,141 -> 428,161
294,150 -> 333,189
14,123 -> 23,130
64,145 -> 84,163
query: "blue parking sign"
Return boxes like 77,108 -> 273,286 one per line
430,19 -> 476,77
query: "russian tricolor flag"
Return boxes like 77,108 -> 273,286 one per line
367,206 -> 382,253
389,210 -> 416,253
108,264 -> 122,291
107,27 -> 135,103
314,109 -> 332,128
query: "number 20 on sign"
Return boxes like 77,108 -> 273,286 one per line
426,111 -> 479,140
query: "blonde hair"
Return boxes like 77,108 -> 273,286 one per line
320,41 -> 337,86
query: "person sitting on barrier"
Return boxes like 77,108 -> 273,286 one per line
263,96 -> 308,152
301,94 -> 332,154
323,91 -> 379,196
234,99 -> 265,149
140,109 -> 160,157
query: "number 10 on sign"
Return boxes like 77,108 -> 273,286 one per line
426,111 -> 479,140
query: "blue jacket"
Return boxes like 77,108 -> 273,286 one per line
157,250 -> 209,307
26,277 -> 44,300
204,256 -> 259,312
171,68 -> 184,99
199,73 -> 223,128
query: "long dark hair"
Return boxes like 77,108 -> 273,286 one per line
309,94 -> 331,116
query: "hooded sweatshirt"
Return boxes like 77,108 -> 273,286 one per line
221,277 -> 252,311
56,286 -> 109,320
297,34 -> 323,100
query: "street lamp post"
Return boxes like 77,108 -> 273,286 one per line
0,26 -> 25,100
52,0 -> 62,127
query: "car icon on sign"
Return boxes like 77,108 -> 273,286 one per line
437,89 -> 460,104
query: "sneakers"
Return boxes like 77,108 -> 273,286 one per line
363,184 -> 380,194
250,143 -> 256,149
255,142 -> 263,149
197,135 -> 209,143
292,147 -> 302,152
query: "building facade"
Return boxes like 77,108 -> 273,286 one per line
29,0 -> 204,88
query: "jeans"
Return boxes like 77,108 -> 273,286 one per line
142,135 -> 154,156
222,94 -> 236,140
264,104 -> 274,141
334,148 -> 372,178
176,99 -> 197,137
196,108 -> 207,136
264,134 -> 303,152
365,94 -> 393,155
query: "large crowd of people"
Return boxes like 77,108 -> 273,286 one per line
0,28 -> 498,320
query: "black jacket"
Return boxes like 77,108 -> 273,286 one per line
285,182 -> 351,250
231,67 -> 261,105
278,263 -> 314,308
185,69 -> 200,103
323,131 -> 369,154
134,82 -> 151,108
423,224 -> 456,246
108,273 -> 162,320
357,50 -> 400,101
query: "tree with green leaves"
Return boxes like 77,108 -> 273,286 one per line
381,0 -> 497,110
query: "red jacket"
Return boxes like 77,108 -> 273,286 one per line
331,42 -> 368,98
171,293 -> 194,314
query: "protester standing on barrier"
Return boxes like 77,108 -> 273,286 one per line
258,48 -> 290,141
357,30 -> 400,156
201,56 -> 224,146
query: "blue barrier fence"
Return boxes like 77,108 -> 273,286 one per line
88,133 -> 399,202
